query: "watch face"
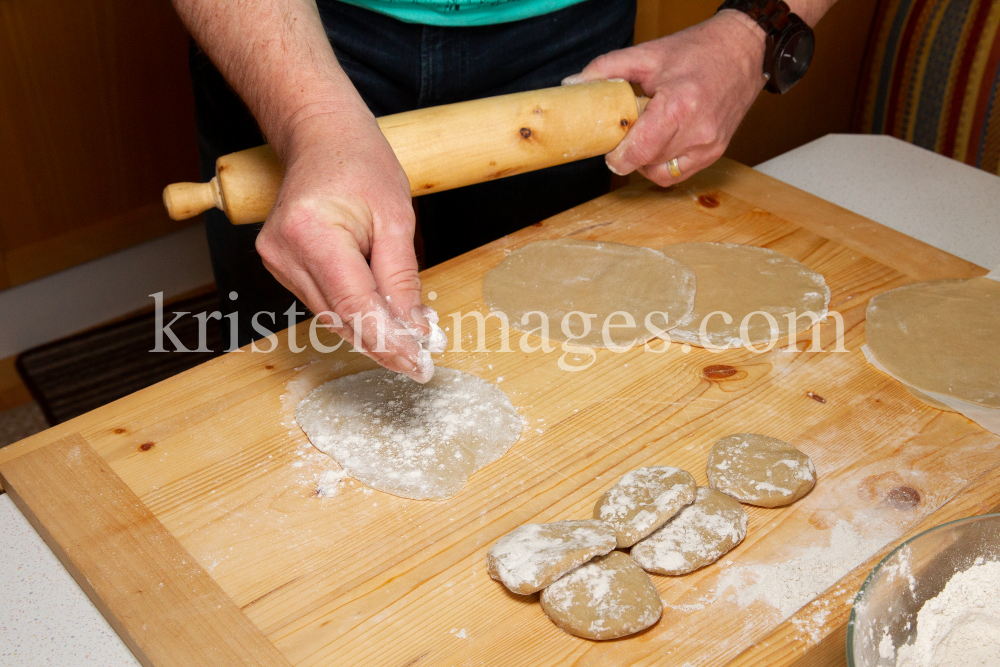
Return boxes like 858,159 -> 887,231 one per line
776,28 -> 815,92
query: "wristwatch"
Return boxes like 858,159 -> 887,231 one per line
717,0 -> 815,94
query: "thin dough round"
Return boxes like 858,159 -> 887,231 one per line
631,487 -> 748,575
706,433 -> 816,508
487,520 -> 617,595
659,242 -> 830,349
540,551 -> 662,640
295,368 -> 522,500
483,239 -> 695,348
866,277 -> 1000,409
593,466 -> 696,547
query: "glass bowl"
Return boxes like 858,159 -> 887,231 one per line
847,513 -> 1000,666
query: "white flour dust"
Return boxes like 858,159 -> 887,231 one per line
316,469 -> 349,497
712,520 -> 887,620
401,305 -> 448,383
296,367 -> 522,500
487,521 -> 616,594
892,558 -> 1000,666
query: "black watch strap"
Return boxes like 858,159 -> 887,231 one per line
719,0 -> 795,33
717,0 -> 814,94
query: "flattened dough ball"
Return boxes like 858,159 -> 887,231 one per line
631,487 -> 748,575
295,368 -> 522,500
659,243 -> 830,349
594,466 -> 697,547
540,551 -> 662,640
866,277 -> 1000,410
707,433 -> 816,507
483,239 -> 695,349
487,520 -> 617,595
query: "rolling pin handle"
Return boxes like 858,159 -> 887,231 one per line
163,178 -> 223,221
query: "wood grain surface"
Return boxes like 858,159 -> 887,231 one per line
0,434 -> 291,667
0,0 -> 199,286
0,159 -> 996,666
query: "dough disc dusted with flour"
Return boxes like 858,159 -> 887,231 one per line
707,433 -> 816,507
631,487 -> 748,575
593,466 -> 697,547
659,243 -> 830,349
482,239 -> 695,348
540,551 -> 662,640
866,277 -> 1000,410
487,520 -> 617,594
295,368 -> 521,500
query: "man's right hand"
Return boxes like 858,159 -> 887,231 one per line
255,104 -> 428,375
171,0 -> 429,376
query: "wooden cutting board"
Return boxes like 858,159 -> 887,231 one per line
2,158 -> 998,667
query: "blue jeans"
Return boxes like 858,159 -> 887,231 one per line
190,0 -> 636,348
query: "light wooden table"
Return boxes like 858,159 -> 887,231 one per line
2,157 -> 997,667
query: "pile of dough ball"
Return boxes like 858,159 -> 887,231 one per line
486,434 -> 816,641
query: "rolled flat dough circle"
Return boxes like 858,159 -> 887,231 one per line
487,520 -> 617,594
706,433 -> 816,508
540,551 -> 663,640
866,277 -> 1000,410
295,368 -> 522,500
659,242 -> 830,349
631,487 -> 748,575
482,239 -> 695,348
593,466 -> 697,548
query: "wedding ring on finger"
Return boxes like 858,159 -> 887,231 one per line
667,158 -> 682,179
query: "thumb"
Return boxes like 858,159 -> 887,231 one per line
369,215 -> 427,333
562,46 -> 647,86
605,107 -> 668,177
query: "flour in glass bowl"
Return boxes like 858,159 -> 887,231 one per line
891,558 -> 1000,667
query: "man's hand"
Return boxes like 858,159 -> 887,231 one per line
564,10 -> 769,185
255,107 -> 427,376
172,0 -> 429,377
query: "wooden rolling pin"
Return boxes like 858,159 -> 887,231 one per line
163,80 -> 644,224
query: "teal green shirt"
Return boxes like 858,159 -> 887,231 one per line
337,0 -> 587,26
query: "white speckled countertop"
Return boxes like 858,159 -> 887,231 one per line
0,494 -> 140,666
756,134 -> 1000,271
2,134 -> 998,666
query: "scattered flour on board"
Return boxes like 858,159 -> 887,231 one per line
890,558 -> 1000,666
711,520 -> 889,621
316,469 -> 349,497
295,367 -> 522,499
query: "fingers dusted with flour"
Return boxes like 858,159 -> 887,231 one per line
171,0 -> 434,380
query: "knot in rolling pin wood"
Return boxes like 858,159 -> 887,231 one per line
620,118 -> 629,127
519,127 -> 532,139
697,194 -> 721,208
139,442 -> 155,452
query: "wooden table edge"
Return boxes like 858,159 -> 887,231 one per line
0,158 -> 993,667
0,433 -> 293,667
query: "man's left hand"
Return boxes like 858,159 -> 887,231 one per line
563,10 -> 767,185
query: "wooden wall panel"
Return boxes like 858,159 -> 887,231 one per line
0,356 -> 32,411
0,0 -> 200,288
635,0 -> 879,166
